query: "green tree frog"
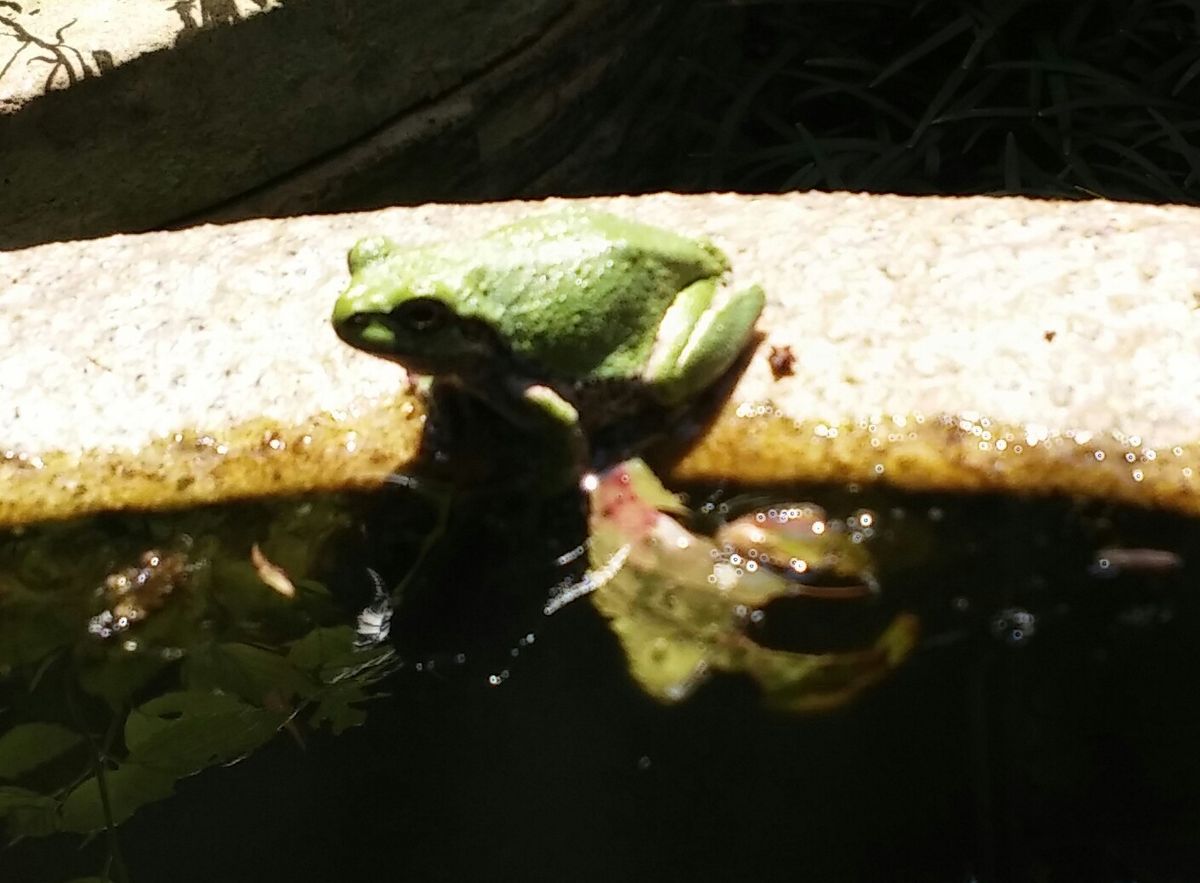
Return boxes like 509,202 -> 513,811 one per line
331,209 -> 765,434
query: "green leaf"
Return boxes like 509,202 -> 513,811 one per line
308,682 -> 370,735
76,652 -> 169,710
0,722 -> 82,781
287,626 -> 358,675
124,690 -> 285,777
287,626 -> 392,683
182,642 -> 316,704
0,785 -> 60,837
60,763 -> 175,833
619,459 -> 689,516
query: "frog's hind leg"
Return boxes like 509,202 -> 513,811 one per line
646,281 -> 766,405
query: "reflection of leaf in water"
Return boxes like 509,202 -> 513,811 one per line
60,762 -> 175,833
124,690 -> 286,776
0,722 -> 82,781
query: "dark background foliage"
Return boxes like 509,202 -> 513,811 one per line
644,0 -> 1200,202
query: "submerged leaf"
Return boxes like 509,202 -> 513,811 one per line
0,785 -> 60,837
124,690 -> 285,777
0,722 -> 82,781
60,762 -> 175,833
183,642 -> 316,705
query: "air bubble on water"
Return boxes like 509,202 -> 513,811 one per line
990,607 -> 1036,645
637,756 -> 652,771
749,609 -> 764,624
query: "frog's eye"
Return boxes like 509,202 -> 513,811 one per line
391,298 -> 450,333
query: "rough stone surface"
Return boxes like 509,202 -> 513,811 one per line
3,191 -> 1200,526
3,0 -> 640,247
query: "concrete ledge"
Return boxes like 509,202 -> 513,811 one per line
3,191 -> 1200,527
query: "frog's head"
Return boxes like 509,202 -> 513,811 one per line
333,238 -> 505,378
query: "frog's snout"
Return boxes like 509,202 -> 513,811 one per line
332,307 -> 397,352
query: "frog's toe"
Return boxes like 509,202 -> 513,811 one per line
348,236 -> 397,273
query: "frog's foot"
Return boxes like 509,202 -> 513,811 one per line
520,383 -> 580,427
645,280 -> 766,405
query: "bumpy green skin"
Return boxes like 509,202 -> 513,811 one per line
332,209 -> 765,427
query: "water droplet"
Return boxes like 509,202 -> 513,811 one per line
990,608 -> 1036,645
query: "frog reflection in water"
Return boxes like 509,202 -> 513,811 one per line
88,549 -> 191,639
332,209 -> 766,457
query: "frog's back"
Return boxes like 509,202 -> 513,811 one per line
461,210 -> 729,379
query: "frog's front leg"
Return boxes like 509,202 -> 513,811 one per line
459,376 -> 587,476
644,280 -> 766,405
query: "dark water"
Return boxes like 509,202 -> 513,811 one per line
2,479 -> 1198,883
